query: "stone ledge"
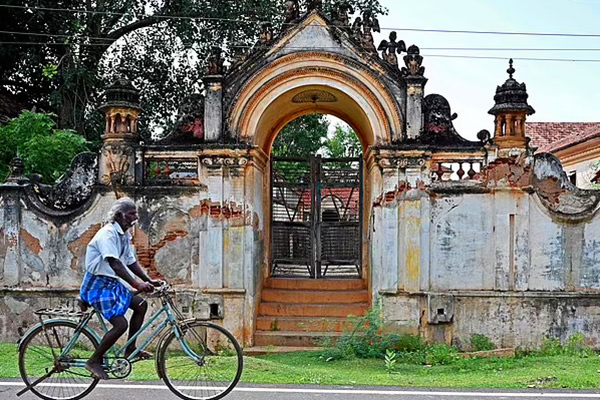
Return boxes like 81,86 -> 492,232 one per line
201,288 -> 246,295
379,290 -> 600,298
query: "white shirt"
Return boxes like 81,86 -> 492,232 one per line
85,221 -> 137,279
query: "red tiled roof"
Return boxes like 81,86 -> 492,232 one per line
526,122 -> 600,153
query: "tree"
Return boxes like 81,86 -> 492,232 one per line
0,111 -> 90,183
324,124 -> 362,158
0,0 -> 386,140
272,114 -> 329,158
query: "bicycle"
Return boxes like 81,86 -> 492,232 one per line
16,281 -> 243,400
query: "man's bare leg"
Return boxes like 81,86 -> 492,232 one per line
124,295 -> 152,359
86,315 -> 128,379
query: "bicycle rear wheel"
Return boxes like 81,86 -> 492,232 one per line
158,321 -> 243,400
18,320 -> 100,400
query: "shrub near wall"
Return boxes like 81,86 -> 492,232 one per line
0,111 -> 90,183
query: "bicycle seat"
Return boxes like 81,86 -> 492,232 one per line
77,297 -> 90,312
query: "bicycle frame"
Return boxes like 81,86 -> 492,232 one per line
55,296 -> 202,371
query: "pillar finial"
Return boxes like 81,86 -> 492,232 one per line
98,76 -> 142,140
488,59 -> 535,151
507,58 -> 515,79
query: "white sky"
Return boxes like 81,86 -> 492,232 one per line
363,0 -> 600,141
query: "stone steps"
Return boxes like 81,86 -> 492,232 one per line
253,278 -> 369,348
255,316 -> 354,332
254,330 -> 344,347
258,302 -> 369,317
261,289 -> 369,304
265,278 -> 366,291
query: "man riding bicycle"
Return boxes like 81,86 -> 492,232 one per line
80,197 -> 161,379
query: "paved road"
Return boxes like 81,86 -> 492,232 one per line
3,380 -> 600,400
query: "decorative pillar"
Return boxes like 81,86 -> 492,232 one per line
402,45 -> 428,140
197,151 -> 253,291
370,153 -> 400,300
1,157 -> 29,286
203,46 -> 225,143
488,59 -> 535,155
222,156 -> 249,289
198,155 -> 225,289
98,77 -> 142,187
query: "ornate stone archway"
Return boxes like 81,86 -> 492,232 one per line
227,50 -> 407,283
228,51 -> 404,151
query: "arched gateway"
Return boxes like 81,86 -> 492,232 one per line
4,6 -> 600,352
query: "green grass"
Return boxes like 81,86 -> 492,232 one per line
3,342 -> 600,388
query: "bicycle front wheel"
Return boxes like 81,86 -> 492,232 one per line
18,320 -> 100,400
157,321 -> 243,400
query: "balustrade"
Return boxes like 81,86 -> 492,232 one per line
431,160 -> 484,182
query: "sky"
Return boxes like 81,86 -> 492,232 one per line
360,0 -> 600,141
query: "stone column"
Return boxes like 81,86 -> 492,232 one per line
202,75 -> 223,143
405,76 -> 428,140
397,156 -> 428,292
198,156 -> 225,289
402,45 -> 428,140
1,158 -> 29,286
370,155 -> 400,300
222,156 -> 249,289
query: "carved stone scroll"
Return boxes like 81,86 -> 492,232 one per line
29,152 -> 98,211
101,144 -> 133,186
532,153 -> 600,220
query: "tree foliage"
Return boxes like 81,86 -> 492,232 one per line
272,114 -> 362,159
0,111 -> 90,183
272,114 -> 329,158
0,0 -> 386,140
324,124 -> 362,158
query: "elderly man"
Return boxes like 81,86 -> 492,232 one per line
80,197 -> 160,379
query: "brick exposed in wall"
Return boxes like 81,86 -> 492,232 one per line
66,224 -> 101,271
19,229 -> 42,254
133,226 -> 186,280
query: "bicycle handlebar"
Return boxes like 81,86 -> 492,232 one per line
131,280 -> 170,298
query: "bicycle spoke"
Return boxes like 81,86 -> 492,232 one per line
19,321 -> 99,400
159,321 -> 242,400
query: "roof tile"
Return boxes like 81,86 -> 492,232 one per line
525,122 -> 600,153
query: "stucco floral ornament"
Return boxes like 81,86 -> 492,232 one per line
101,144 -> 133,186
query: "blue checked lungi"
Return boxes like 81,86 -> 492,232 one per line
80,272 -> 132,320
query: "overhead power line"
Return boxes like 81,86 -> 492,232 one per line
2,4 -> 600,38
6,30 -> 600,52
0,30 -> 114,42
3,41 -> 600,62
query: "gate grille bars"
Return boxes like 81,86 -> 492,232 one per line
270,156 -> 362,278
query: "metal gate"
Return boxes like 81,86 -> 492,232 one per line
270,156 -> 362,278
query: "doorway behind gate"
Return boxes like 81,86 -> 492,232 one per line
270,156 -> 362,278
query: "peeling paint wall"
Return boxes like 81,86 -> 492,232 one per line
0,151 -> 265,346
368,149 -> 600,349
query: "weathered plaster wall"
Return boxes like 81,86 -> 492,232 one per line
375,183 -> 600,349
382,293 -> 600,350
0,151 -> 265,345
